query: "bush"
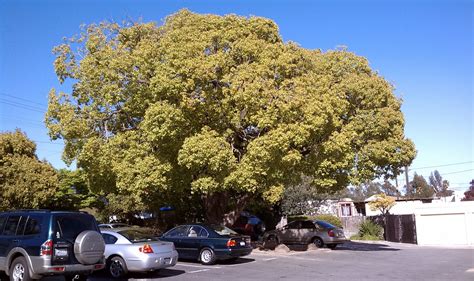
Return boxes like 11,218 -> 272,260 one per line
288,214 -> 342,228
356,219 -> 383,240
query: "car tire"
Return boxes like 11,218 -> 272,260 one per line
264,235 -> 279,249
9,256 -> 33,281
313,237 -> 324,248
108,256 -> 128,278
327,244 -> 337,250
74,231 -> 105,265
199,248 -> 217,265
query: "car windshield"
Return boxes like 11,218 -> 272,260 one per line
118,229 -> 158,243
210,225 -> 238,236
315,221 -> 336,229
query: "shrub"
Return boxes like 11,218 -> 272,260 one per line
288,214 -> 342,228
357,220 -> 383,239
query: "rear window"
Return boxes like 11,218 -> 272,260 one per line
118,230 -> 157,243
210,225 -> 238,236
315,221 -> 336,229
54,214 -> 98,240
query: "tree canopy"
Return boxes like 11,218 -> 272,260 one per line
407,173 -> 434,199
46,10 -> 416,222
368,193 -> 396,215
0,130 -> 59,210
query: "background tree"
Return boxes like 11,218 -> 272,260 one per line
461,179 -> 474,201
46,10 -> 416,223
428,170 -> 453,197
342,181 -> 383,202
407,173 -> 434,199
52,169 -> 105,211
0,130 -> 59,210
381,180 -> 401,197
368,193 -> 396,215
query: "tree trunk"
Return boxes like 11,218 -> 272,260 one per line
202,192 -> 251,225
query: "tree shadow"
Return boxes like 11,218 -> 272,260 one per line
336,241 -> 401,252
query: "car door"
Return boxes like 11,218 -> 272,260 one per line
161,225 -> 190,258
299,221 -> 317,243
17,215 -> 45,258
0,214 -> 8,270
0,215 -> 22,263
279,221 -> 301,244
179,226 -> 207,259
101,233 -> 119,259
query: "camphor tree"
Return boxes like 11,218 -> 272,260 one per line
46,10 -> 416,223
0,130 -> 59,210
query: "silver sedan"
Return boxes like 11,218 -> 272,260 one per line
101,228 -> 179,278
264,220 -> 347,249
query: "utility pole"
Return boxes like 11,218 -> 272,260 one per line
405,166 -> 410,195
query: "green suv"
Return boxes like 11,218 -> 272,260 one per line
0,210 -> 105,281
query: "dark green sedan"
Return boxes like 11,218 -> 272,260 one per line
160,224 -> 252,265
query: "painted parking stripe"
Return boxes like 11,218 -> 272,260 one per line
189,269 -> 210,273
175,263 -> 222,269
263,258 -> 277,261
466,268 -> 474,273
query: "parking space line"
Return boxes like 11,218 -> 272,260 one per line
263,258 -> 277,261
466,268 -> 474,273
188,269 -> 210,273
175,263 -> 222,269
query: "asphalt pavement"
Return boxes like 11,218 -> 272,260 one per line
46,241 -> 474,281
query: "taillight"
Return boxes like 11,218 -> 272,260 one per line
328,229 -> 335,237
226,239 -> 237,247
139,244 -> 154,253
41,240 -> 53,256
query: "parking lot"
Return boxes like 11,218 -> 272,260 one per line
75,241 -> 474,281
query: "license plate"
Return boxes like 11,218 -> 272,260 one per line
55,248 -> 68,257
240,241 -> 245,246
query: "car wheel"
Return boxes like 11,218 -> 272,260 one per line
327,244 -> 337,250
313,237 -> 324,248
199,248 -> 216,265
108,256 -> 128,278
9,257 -> 33,281
265,235 -> 279,249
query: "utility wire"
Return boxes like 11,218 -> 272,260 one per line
441,169 -> 474,175
0,92 -> 47,108
409,161 -> 473,170
0,100 -> 45,113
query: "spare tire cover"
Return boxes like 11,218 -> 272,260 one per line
74,230 -> 105,265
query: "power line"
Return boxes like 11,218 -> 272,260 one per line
441,169 -> 474,175
409,161 -> 473,170
0,100 -> 45,113
0,92 -> 47,108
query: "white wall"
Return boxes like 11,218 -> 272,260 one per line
415,201 -> 474,246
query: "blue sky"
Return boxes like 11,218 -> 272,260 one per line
0,0 -> 472,192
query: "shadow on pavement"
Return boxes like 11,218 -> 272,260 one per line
336,241 -> 400,252
219,257 -> 255,265
86,268 -> 186,280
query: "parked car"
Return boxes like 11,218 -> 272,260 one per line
100,228 -> 178,278
263,220 -> 347,249
99,223 -> 132,229
0,210 -> 105,281
160,224 -> 252,265
231,212 -> 266,240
